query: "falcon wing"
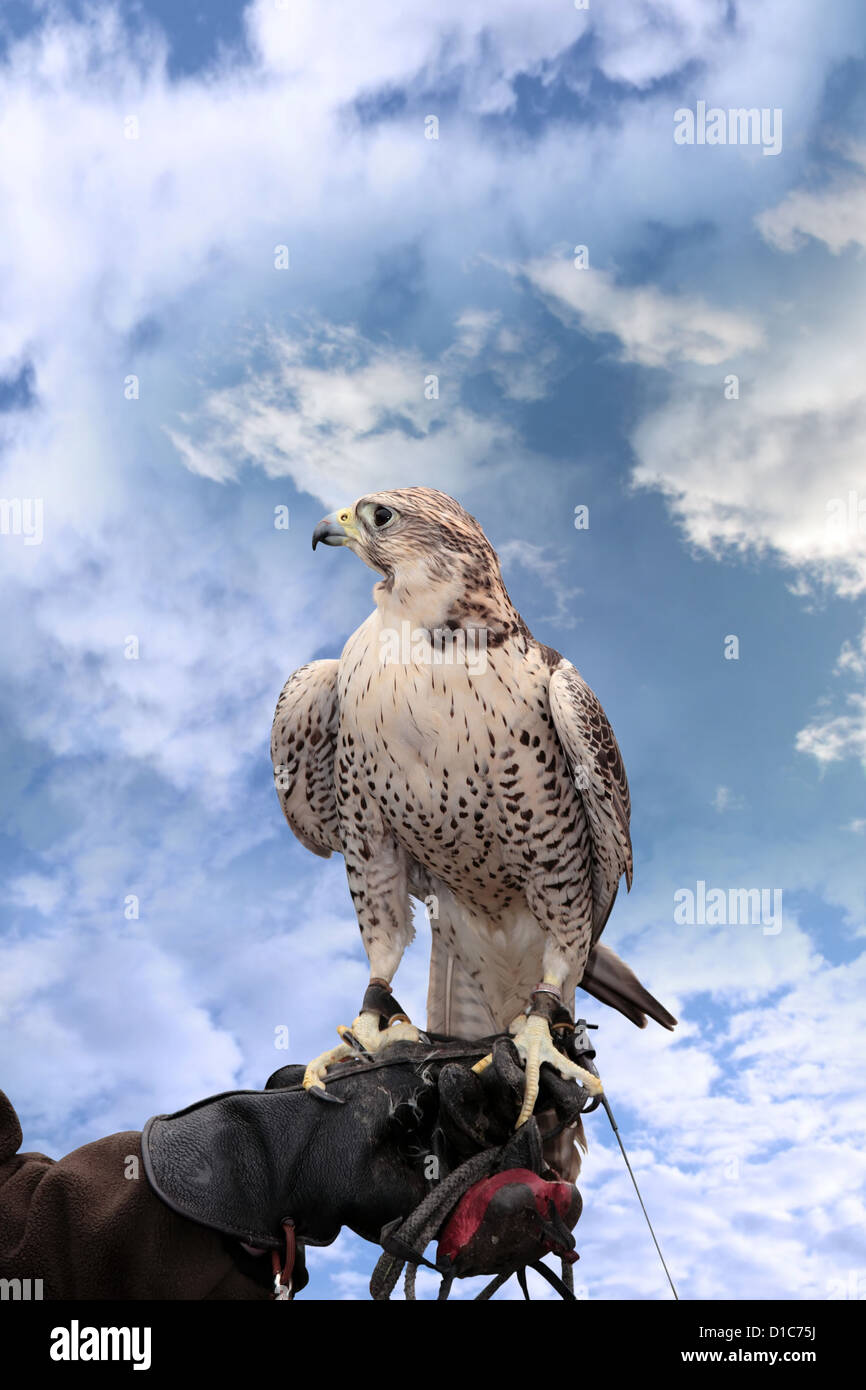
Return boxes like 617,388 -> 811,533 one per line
548,658 -> 632,939
271,660 -> 341,858
548,658 -> 676,1031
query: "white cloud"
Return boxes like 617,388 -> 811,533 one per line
0,502 -> 336,801
795,624 -> 866,769
590,0 -> 731,90
497,538 -> 582,629
246,0 -> 590,115
521,228 -> 866,788
520,253 -> 762,367
621,154 -> 866,606
447,310 -> 555,402
713,786 -> 744,813
7,872 -> 65,915
0,920 -> 244,1149
796,693 -> 866,767
166,319 -> 518,502
629,290 -> 866,598
836,629 -> 866,677
625,912 -> 818,1010
565,945 -> 866,1300
757,144 -> 866,254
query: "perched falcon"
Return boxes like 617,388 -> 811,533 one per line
272,487 -> 675,1127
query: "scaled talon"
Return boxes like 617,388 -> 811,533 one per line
302,1008 -> 422,1100
510,1012 -> 602,1130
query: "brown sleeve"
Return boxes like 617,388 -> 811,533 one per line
0,1089 -> 270,1300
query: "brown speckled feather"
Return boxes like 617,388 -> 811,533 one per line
271,660 -> 341,859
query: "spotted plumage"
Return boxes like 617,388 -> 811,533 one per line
272,488 -> 675,1116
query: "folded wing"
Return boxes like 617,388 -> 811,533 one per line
548,659 -> 676,1030
271,660 -> 341,859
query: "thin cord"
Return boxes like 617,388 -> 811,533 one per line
600,1094 -> 679,1300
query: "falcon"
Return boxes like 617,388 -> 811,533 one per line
272,487 -> 675,1128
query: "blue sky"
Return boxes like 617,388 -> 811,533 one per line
0,0 -> 864,1301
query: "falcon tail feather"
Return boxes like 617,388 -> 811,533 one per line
580,943 -> 677,1031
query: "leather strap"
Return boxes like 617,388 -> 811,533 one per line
271,1219 -> 297,1300
362,981 -> 410,1028
268,1039 -> 497,1095
551,1002 -> 576,1034
528,988 -> 562,1023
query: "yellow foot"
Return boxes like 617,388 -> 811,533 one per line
302,1009 -> 422,1099
509,1013 -> 602,1129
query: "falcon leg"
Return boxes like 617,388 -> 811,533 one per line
469,980 -> 602,1128
304,830 -> 421,1097
510,1002 -> 602,1129
479,945 -> 600,1125
302,979 -> 423,1099
336,1000 -> 422,1053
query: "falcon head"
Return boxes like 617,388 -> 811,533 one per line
312,486 -> 519,632
312,487 -> 484,573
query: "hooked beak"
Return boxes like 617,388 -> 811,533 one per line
312,507 -> 357,551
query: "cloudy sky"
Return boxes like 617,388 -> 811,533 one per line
1,0 -> 864,1301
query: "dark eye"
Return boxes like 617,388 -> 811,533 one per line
372,505 -> 393,528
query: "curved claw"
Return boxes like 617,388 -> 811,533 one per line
302,1036 -> 357,1099
510,1013 -> 603,1129
302,1009 -> 423,1101
336,1026 -> 371,1054
308,1084 -> 346,1104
